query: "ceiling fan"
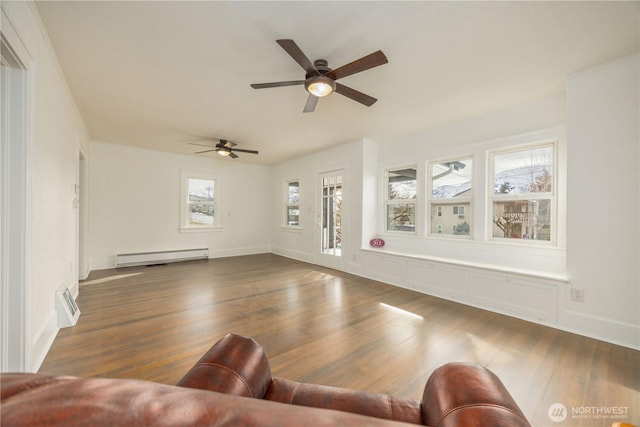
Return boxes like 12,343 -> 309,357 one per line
189,139 -> 258,159
251,39 -> 388,113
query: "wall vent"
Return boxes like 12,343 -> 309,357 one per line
56,286 -> 80,328
115,248 -> 209,268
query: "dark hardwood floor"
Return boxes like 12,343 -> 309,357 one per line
40,254 -> 639,426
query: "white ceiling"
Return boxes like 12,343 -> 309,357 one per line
35,1 -> 639,165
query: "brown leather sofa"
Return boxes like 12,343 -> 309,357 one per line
1,333 -> 530,426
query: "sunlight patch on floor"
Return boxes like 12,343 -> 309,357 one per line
80,272 -> 144,286
379,303 -> 424,320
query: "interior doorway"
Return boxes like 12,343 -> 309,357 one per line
1,27 -> 31,371
78,151 -> 88,280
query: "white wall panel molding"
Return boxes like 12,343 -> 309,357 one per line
358,249 -> 638,350
467,272 -> 558,324
361,251 -> 405,284
406,260 -> 465,302
363,248 -> 568,282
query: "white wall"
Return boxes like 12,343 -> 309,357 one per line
88,142 -> 271,269
565,54 -> 639,348
270,69 -> 639,349
271,95 -> 566,276
270,140 -> 365,271
1,2 -> 91,370
355,96 -> 574,345
374,95 -> 567,275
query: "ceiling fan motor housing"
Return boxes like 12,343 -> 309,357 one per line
313,59 -> 331,74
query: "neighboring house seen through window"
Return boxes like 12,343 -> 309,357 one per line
181,172 -> 217,231
286,180 -> 300,226
385,166 -> 417,232
429,158 -> 472,237
490,143 -> 555,241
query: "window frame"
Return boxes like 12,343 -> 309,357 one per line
180,171 -> 220,232
284,179 -> 301,228
427,156 -> 473,239
488,140 -> 557,245
384,165 -> 418,234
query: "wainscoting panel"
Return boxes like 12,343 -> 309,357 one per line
361,251 -> 404,284
357,249 -> 579,343
406,259 -> 465,301
468,272 -> 558,324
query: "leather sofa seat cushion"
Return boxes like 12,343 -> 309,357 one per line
266,376 -> 424,424
177,333 -> 272,398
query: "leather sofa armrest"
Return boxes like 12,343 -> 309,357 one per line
422,363 -> 530,427
176,333 -> 273,399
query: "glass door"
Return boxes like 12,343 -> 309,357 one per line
317,170 -> 345,270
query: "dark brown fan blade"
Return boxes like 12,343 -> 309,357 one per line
229,148 -> 259,154
189,142 -> 218,149
325,50 -> 388,81
276,39 -> 318,76
194,149 -> 217,154
217,139 -> 237,148
251,80 -> 305,89
303,94 -> 319,113
335,83 -> 377,107
229,152 -> 239,159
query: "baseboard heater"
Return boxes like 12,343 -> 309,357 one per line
116,248 -> 209,268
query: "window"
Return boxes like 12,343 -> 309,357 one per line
181,173 -> 216,231
385,166 -> 417,232
490,143 -> 555,241
429,158 -> 472,237
452,206 -> 465,215
286,180 -> 300,226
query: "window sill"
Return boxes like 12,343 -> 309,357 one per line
361,247 -> 569,283
180,226 -> 223,233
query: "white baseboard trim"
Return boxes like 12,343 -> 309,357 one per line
30,313 -> 59,372
271,246 -> 314,264
559,309 -> 640,350
208,246 -> 271,259
89,256 -> 115,271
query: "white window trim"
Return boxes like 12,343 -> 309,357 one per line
283,178 -> 302,229
180,171 -> 221,232
384,165 -> 418,234
427,156 -> 473,239
488,140 -> 557,245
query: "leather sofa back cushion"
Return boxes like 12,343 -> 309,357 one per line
177,333 -> 272,398
1,373 -> 419,427
266,377 -> 423,424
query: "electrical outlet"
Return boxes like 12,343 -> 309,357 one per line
571,288 -> 585,302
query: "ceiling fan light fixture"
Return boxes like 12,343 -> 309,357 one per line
217,148 -> 231,157
305,75 -> 336,97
